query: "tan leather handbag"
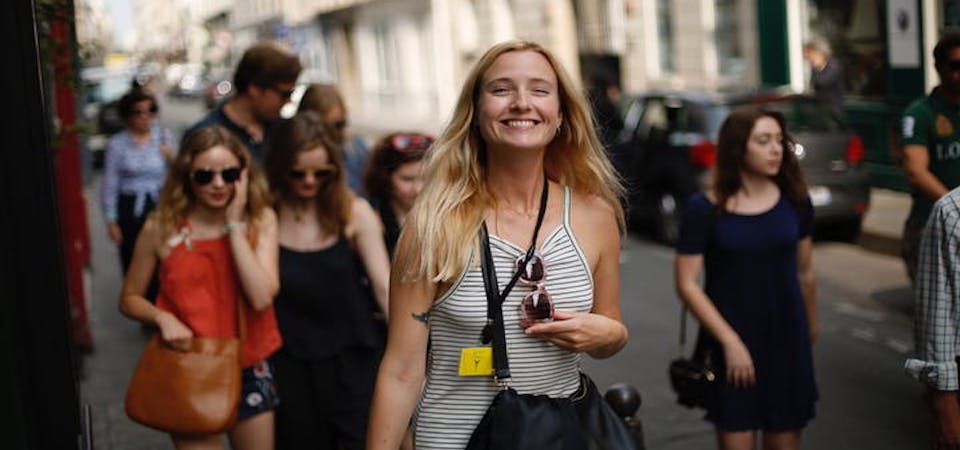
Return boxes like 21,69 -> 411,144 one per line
124,297 -> 245,435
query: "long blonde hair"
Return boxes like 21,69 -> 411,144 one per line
396,40 -> 624,283
154,126 -> 273,238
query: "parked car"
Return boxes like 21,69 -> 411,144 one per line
80,66 -> 135,169
613,90 -> 869,243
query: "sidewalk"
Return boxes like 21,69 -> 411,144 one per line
858,188 -> 910,258
79,182 -> 172,450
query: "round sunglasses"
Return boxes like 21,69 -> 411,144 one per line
515,252 -> 553,325
191,167 -> 241,185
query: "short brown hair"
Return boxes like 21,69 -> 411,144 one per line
233,43 -> 302,94
118,88 -> 157,119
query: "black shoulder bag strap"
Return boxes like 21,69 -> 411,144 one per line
479,176 -> 549,382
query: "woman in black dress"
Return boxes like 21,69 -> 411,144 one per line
263,112 -> 391,449
674,106 -> 818,450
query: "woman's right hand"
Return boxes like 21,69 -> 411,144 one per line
108,222 -> 123,244
154,311 -> 194,351
721,337 -> 755,389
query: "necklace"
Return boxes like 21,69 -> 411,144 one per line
498,180 -> 545,220
288,201 -> 310,223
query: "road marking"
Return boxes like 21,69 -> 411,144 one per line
833,301 -> 887,322
850,327 -> 877,342
885,338 -> 912,355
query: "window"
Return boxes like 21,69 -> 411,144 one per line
715,0 -> 744,79
656,0 -> 675,73
806,0 -> 886,98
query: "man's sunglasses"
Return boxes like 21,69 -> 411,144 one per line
272,86 -> 296,100
191,167 -> 241,185
288,165 -> 338,180
390,133 -> 435,152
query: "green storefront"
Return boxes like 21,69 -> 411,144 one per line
757,0 -> 934,192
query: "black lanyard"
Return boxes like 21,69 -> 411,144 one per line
479,176 -> 549,380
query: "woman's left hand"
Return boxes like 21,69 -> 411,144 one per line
523,310 -> 622,354
225,168 -> 248,223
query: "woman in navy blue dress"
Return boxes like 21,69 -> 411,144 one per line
674,106 -> 818,450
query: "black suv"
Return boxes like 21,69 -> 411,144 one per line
610,91 -> 728,243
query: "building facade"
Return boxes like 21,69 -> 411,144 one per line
139,0 -> 948,189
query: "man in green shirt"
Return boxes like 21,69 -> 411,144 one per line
901,32 -> 960,283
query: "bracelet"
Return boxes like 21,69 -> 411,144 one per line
224,221 -> 248,233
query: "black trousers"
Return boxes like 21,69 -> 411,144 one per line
116,194 -> 158,301
272,347 -> 382,450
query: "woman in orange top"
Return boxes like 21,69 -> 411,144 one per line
120,125 -> 281,450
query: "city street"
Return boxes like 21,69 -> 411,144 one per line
78,97 -> 928,449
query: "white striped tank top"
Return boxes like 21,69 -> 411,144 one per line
413,186 -> 593,449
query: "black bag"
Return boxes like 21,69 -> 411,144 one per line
466,196 -> 637,450
667,308 -> 715,409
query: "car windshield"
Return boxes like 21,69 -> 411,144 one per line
746,98 -> 843,132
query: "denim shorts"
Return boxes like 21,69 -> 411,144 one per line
238,359 -> 280,420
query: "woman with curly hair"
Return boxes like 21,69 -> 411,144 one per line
674,106 -> 818,450
363,132 -> 432,256
263,111 -> 390,450
119,125 -> 281,450
367,40 -> 628,449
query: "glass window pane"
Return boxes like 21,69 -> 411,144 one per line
715,0 -> 744,79
806,0 -> 886,98
656,0 -> 675,73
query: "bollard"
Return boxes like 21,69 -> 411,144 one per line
604,383 -> 646,449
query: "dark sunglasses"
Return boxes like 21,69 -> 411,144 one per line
191,167 -> 241,185
130,104 -> 159,116
390,133 -> 435,152
948,60 -> 960,72
288,165 -> 338,180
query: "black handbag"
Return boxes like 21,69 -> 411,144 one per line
466,181 -> 637,449
667,308 -> 715,409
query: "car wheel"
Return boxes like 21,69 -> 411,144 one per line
655,193 -> 680,245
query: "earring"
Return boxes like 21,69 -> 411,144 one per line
555,124 -> 561,135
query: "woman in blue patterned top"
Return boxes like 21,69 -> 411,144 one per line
100,88 -> 176,293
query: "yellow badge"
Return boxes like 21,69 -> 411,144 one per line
458,347 -> 495,376
936,114 -> 954,137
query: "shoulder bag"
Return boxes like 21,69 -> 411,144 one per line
466,178 -> 637,450
124,291 -> 245,435
668,307 -> 715,409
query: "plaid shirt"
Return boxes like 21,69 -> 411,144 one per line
905,188 -> 960,390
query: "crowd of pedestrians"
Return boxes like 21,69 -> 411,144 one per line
99,31 -> 960,450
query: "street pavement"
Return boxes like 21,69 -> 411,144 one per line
78,97 -> 927,449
